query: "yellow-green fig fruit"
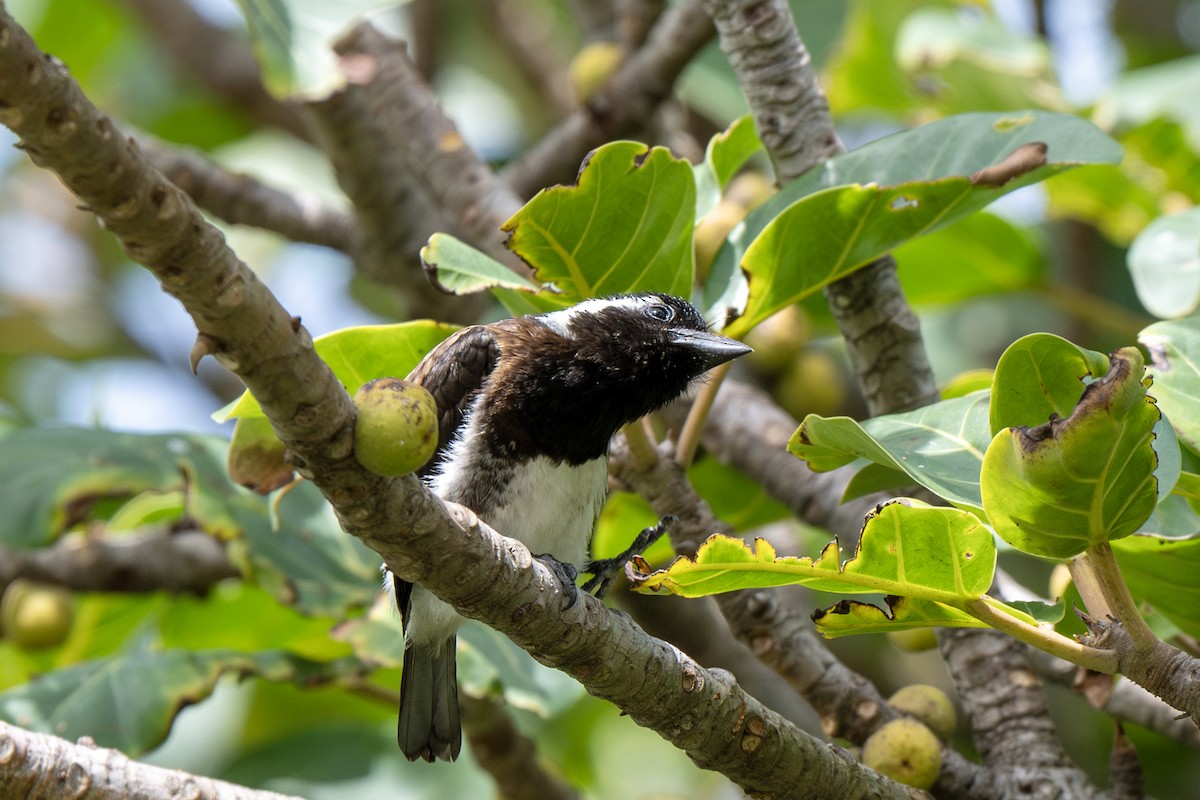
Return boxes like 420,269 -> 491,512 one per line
2,580 -> 74,650
862,718 -> 942,790
888,684 -> 958,740
353,378 -> 439,477
569,42 -> 625,102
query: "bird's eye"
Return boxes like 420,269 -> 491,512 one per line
646,303 -> 674,322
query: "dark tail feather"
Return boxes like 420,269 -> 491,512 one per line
398,637 -> 461,762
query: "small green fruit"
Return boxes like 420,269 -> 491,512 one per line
353,378 -> 439,477
862,718 -> 942,790
888,684 -> 957,740
2,580 -> 74,650
568,42 -> 625,102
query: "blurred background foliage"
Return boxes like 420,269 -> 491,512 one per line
2,0 -> 1200,797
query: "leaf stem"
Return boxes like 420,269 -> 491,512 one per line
676,361 -> 732,467
1066,555 -> 1112,619
962,596 -> 1119,673
1082,542 -> 1160,653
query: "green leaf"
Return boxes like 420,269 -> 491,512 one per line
789,392 -> 992,513
812,596 -> 988,638
0,429 -> 249,549
630,500 -> 995,604
694,115 -> 764,218
235,0 -> 400,100
218,321 -> 458,420
0,644 -> 345,753
709,111 -> 1122,335
503,141 -> 695,301
1113,533 -> 1200,639
981,348 -> 1161,558
1127,209 -> 1200,319
419,233 -> 543,297
989,333 -> 1110,435
1141,316 -> 1200,453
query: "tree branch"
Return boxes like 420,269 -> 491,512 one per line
0,527 -> 238,596
700,0 -> 938,415
460,695 -> 580,800
0,721 -> 303,800
501,0 -> 715,197
937,629 -> 1103,798
0,8 -> 914,797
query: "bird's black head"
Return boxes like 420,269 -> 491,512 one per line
491,293 -> 750,463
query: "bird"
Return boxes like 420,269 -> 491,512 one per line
392,292 -> 751,762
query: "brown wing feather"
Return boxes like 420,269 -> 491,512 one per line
405,324 -> 503,476
395,322 -> 504,629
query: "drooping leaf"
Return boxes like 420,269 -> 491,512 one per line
1127,209 -> 1200,319
789,392 -> 992,513
981,348 -> 1161,558
709,111 -> 1121,335
694,115 -> 765,218
458,623 -> 586,718
0,644 -> 347,753
1113,533 -> 1200,639
1141,316 -> 1200,453
989,333 -> 1110,435
0,429 -> 251,549
629,500 -> 996,604
419,233 -> 543,297
811,596 -> 987,638
227,416 -> 294,494
218,321 -> 458,420
503,141 -> 695,301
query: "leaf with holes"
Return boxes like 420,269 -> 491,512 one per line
629,500 -> 995,604
706,111 -> 1122,335
981,348 -> 1161,558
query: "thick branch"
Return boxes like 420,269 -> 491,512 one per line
0,527 -> 238,595
938,629 -> 1101,797
0,721 -> 302,800
0,9 -> 912,797
701,0 -> 938,415
501,0 -> 715,197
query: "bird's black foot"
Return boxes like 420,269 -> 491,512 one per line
583,515 -> 676,600
536,553 -> 580,608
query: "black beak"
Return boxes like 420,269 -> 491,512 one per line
669,329 -> 753,371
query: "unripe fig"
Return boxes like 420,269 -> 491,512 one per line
353,378 -> 439,477
862,718 -> 942,790
888,684 -> 957,740
569,42 -> 624,102
2,580 -> 74,650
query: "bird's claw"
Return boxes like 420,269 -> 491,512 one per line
583,515 -> 675,600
